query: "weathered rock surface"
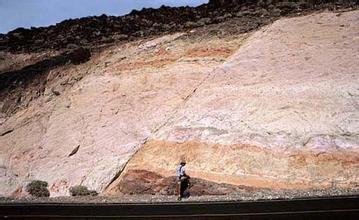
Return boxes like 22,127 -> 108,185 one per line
1,8 -> 358,198
116,169 -> 247,196
0,48 -> 91,115
107,10 -> 359,195
0,26 -> 244,196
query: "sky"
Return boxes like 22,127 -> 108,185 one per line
0,0 -> 208,34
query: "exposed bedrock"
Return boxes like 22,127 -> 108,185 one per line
106,140 -> 358,195
1,10 -> 359,197
0,48 -> 91,115
107,10 -> 359,195
114,169 -> 247,196
0,29 -> 243,196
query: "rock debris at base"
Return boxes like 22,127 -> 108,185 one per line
1,187 -> 358,204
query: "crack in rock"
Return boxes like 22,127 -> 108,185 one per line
68,145 -> 80,157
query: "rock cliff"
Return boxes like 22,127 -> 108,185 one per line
107,10 -> 359,195
0,2 -> 358,198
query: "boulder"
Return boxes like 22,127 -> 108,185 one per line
67,47 -> 91,65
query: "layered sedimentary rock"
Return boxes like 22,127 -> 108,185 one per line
0,6 -> 358,197
0,29 -> 245,196
107,10 -> 359,195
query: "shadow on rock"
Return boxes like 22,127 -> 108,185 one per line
112,169 -> 256,196
0,47 -> 91,115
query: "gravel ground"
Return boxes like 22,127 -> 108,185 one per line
1,188 -> 358,204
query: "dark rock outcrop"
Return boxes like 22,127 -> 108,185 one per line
0,1 -> 357,53
209,0 -> 358,7
0,48 -> 90,115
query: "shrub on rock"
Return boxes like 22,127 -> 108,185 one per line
26,180 -> 50,197
69,185 -> 98,196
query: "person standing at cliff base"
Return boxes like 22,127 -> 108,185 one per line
176,159 -> 190,201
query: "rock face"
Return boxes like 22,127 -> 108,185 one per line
117,169 -> 245,196
0,26 -> 245,196
1,8 -> 359,198
0,48 -> 91,115
107,11 -> 359,195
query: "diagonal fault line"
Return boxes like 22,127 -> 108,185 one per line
104,67 -> 225,190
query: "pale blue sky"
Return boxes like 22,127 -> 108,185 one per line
0,0 -> 208,33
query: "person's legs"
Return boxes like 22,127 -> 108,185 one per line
180,176 -> 189,198
177,181 -> 182,200
182,178 -> 191,198
177,176 -> 189,200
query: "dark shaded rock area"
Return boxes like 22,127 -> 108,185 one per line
116,169 -> 255,196
0,0 -> 357,53
0,48 -> 90,115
